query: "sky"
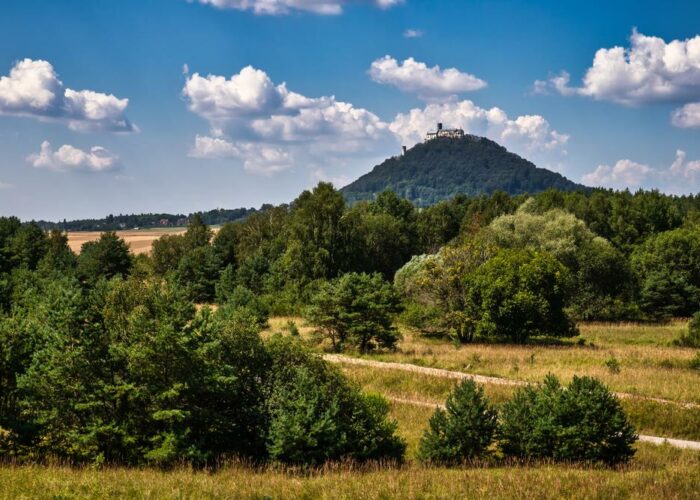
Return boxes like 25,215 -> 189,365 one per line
1,0 -> 700,221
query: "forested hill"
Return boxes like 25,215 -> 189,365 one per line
341,135 -> 586,206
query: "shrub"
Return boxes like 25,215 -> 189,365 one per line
675,312 -> 700,348
499,375 -> 637,465
418,380 -> 497,464
605,356 -> 621,374
689,352 -> 700,371
265,336 -> 405,464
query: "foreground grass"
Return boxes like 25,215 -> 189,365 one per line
2,443 -> 698,500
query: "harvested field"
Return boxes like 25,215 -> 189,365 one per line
67,228 -> 187,255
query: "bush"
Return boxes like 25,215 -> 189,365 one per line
499,375 -> 637,465
265,336 -> 405,464
675,312 -> 700,348
306,272 -> 401,352
418,380 -> 497,464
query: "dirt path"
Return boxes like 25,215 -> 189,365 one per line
324,354 -> 700,410
384,396 -> 700,451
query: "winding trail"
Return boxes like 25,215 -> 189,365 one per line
325,354 -> 700,451
324,354 -> 700,410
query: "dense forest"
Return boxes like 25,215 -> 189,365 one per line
342,136 -> 585,206
3,182 -> 700,467
37,206 -> 258,231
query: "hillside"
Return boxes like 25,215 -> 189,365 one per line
342,135 -> 585,206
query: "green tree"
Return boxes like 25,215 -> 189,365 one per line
173,246 -> 220,302
487,202 -> 633,320
499,375 -> 637,465
470,249 -> 577,343
183,213 -> 213,251
410,242 -> 495,342
212,222 -> 239,268
282,182 -> 346,283
151,234 -> 186,276
631,227 -> 700,319
77,232 -> 133,283
418,380 -> 497,464
38,230 -> 77,273
8,222 -> 48,271
307,272 -> 401,352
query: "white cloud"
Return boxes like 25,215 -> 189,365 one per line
672,102 -> 700,128
582,159 -> 651,188
184,65 -> 391,174
190,135 -> 293,175
28,141 -> 119,172
369,56 -> 486,100
669,149 -> 700,178
582,150 -> 700,192
0,181 -> 13,190
388,99 -> 568,155
0,59 -> 135,132
537,30 -> 700,105
193,0 -> 402,15
403,29 -> 423,39
185,65 -> 568,178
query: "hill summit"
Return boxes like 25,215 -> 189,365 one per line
341,133 -> 585,206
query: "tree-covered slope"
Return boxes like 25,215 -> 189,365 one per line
342,135 -> 585,206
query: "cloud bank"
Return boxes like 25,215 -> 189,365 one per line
0,59 -> 135,133
582,149 -> 700,193
184,64 -> 568,176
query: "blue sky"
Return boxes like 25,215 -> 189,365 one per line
1,0 -> 699,220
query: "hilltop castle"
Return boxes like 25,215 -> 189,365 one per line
425,122 -> 465,141
400,123 -> 466,156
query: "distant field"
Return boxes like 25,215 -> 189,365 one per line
67,228 -> 187,255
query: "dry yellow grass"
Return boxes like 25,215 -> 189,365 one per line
361,322 -> 700,405
273,317 -> 699,404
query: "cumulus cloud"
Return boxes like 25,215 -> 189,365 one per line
27,141 -> 119,172
183,65 -> 391,174
403,29 -> 423,39
582,150 -> 700,192
190,135 -> 293,175
0,59 -> 135,133
184,65 -> 568,177
672,102 -> 700,128
582,159 -> 651,188
369,56 -> 486,100
193,0 -> 402,15
388,99 -> 568,155
536,30 -> 700,106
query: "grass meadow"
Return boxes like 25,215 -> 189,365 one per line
2,319 -> 699,498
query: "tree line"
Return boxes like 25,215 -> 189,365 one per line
1,182 -> 697,466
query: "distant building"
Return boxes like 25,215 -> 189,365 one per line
425,122 -> 465,141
